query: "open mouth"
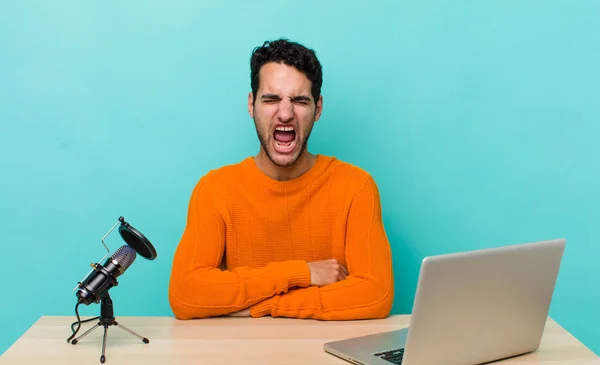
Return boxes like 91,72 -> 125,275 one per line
273,125 -> 297,154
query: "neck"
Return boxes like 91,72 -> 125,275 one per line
254,148 -> 317,181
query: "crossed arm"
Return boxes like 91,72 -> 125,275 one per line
168,176 -> 394,320
226,259 -> 349,317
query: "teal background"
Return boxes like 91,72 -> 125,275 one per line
1,0 -> 599,357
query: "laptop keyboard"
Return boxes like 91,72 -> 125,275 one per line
374,348 -> 405,364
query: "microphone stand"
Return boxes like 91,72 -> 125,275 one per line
70,292 -> 149,363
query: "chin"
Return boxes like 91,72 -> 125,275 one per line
269,152 -> 300,167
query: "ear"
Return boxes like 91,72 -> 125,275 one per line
248,92 -> 254,118
314,95 -> 323,122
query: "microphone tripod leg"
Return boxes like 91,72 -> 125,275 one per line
71,323 -> 102,345
101,324 -> 108,363
114,321 -> 150,344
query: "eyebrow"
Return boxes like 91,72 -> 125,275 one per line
291,95 -> 312,103
260,94 -> 281,100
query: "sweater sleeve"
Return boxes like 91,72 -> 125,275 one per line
168,176 -> 312,319
249,175 -> 394,320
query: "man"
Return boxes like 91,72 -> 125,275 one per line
168,38 -> 393,320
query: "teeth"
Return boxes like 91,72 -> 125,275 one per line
275,140 -> 295,149
275,126 -> 294,132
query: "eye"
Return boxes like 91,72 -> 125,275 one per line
292,98 -> 310,105
263,99 -> 279,104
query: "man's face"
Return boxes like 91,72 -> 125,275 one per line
248,62 -> 323,167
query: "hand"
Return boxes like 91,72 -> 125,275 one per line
227,308 -> 251,317
307,259 -> 349,287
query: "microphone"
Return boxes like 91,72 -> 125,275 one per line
76,245 -> 137,305
67,216 -> 157,361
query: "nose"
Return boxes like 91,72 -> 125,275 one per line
277,97 -> 294,122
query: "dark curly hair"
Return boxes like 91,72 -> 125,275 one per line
250,38 -> 323,104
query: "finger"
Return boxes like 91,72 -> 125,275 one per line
338,267 -> 348,281
340,264 -> 349,276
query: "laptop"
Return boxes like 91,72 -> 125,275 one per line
324,238 -> 566,365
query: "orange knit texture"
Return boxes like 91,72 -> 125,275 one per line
168,155 -> 394,320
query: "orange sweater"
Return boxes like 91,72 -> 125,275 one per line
168,155 -> 394,320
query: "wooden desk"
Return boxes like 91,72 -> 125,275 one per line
0,315 -> 598,364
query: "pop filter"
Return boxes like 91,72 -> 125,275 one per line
117,216 -> 157,260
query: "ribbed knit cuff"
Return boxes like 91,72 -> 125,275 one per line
286,260 -> 312,288
250,297 -> 276,317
